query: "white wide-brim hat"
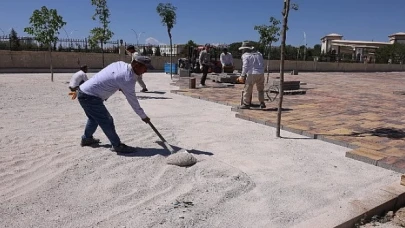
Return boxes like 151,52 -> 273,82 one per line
238,41 -> 255,50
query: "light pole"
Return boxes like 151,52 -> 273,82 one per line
70,30 -> 77,37
62,28 -> 70,39
69,30 -> 77,49
62,28 -> 77,49
131,29 -> 145,48
266,41 -> 272,80
62,28 -> 77,39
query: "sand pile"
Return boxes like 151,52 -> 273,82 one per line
166,151 -> 197,167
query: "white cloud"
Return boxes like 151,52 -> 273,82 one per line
145,37 -> 166,45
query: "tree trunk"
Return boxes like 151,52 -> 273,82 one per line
169,30 -> 173,79
266,42 -> 272,83
101,42 -> 105,68
276,0 -> 291,138
49,45 -> 54,82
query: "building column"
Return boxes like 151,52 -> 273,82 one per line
352,47 -> 356,61
337,46 -> 341,62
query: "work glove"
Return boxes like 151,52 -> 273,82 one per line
68,91 -> 77,100
236,76 -> 246,84
142,116 -> 150,124
200,65 -> 203,70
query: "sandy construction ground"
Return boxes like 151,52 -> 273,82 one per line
0,72 -> 400,228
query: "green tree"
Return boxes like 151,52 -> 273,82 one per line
228,42 -> 243,59
156,3 -> 177,79
312,44 -> 321,57
155,46 -> 161,56
90,0 -> 114,67
9,28 -> 20,51
24,6 -> 66,82
276,0 -> 298,137
58,43 -> 63,51
181,39 -> 197,56
375,43 -> 405,64
375,45 -> 393,64
147,46 -> 154,55
142,46 -> 147,55
254,17 -> 281,77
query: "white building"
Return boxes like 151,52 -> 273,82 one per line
320,32 -> 405,62
139,44 -> 185,56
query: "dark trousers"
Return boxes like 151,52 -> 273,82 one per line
200,64 -> 209,85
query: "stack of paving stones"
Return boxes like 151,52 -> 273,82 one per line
210,73 -> 242,84
270,80 -> 307,95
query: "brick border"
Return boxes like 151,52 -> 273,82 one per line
170,90 -> 405,174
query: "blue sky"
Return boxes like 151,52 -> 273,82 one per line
0,0 -> 404,48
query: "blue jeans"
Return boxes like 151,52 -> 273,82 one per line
77,90 -> 121,147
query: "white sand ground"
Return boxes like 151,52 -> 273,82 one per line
0,72 -> 401,228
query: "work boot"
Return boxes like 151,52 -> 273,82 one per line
80,137 -> 100,147
239,104 -> 250,109
110,143 -> 136,153
260,102 -> 266,109
140,88 -> 148,92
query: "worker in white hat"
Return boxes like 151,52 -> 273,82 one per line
126,45 -> 149,92
239,41 -> 266,109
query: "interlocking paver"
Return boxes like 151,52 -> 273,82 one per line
171,72 -> 405,173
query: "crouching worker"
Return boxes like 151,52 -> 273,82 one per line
239,41 -> 266,109
220,48 -> 234,73
68,65 -> 88,99
77,56 -> 153,152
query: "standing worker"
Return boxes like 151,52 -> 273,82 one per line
239,41 -> 266,109
220,48 -> 234,73
68,65 -> 89,99
77,56 -> 153,152
198,44 -> 211,87
126,45 -> 149,92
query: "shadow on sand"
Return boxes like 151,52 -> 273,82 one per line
137,96 -> 172,100
142,91 -> 166,94
91,141 -> 214,157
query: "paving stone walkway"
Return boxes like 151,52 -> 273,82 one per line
170,72 -> 405,173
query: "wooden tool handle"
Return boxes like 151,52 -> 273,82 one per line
148,122 -> 175,154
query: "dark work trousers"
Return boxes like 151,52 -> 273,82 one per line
200,64 -> 209,85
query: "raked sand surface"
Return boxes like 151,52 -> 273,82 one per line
0,72 -> 401,228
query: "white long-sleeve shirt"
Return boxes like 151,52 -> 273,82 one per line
131,52 -> 140,61
199,50 -> 210,65
241,51 -> 264,75
220,52 -> 233,66
79,61 -> 147,119
69,70 -> 88,89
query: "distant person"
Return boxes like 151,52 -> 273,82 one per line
220,48 -> 233,72
198,44 -> 211,87
126,45 -> 149,92
69,65 -> 88,91
239,41 -> 266,109
68,65 -> 88,99
77,57 -> 153,152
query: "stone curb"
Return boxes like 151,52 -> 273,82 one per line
292,182 -> 405,228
